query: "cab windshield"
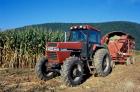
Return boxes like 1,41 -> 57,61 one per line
69,30 -> 87,42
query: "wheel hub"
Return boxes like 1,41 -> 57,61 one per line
71,64 -> 82,81
46,71 -> 53,77
73,68 -> 81,77
102,55 -> 109,72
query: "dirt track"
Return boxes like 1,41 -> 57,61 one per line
0,56 -> 140,92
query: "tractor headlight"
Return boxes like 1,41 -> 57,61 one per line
46,47 -> 69,51
53,48 -> 60,51
60,48 -> 67,51
47,47 -> 60,51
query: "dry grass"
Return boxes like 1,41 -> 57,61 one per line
0,55 -> 140,92
0,47 -> 42,68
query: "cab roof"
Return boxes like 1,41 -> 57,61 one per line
70,25 -> 100,32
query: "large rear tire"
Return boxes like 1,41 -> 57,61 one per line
61,57 -> 84,86
35,57 -> 57,81
93,49 -> 111,77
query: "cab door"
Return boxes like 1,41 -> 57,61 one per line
88,30 -> 101,57
80,31 -> 88,58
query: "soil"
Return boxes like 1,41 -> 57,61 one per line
0,55 -> 140,92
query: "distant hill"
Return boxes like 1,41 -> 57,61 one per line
2,21 -> 140,50
12,21 -> 140,49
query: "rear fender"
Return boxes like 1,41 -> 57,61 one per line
90,44 -> 107,58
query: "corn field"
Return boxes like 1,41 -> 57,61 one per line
0,27 -> 64,68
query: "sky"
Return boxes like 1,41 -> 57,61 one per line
0,0 -> 140,29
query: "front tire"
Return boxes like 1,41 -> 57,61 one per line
61,57 -> 84,86
35,57 -> 56,81
93,49 -> 111,77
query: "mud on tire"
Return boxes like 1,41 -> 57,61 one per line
61,57 -> 84,86
93,49 -> 111,77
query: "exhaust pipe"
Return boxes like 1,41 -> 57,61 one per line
64,31 -> 67,42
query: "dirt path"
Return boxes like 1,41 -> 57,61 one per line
0,56 -> 140,92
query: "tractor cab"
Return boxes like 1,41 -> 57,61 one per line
67,25 -> 101,57
68,25 -> 101,43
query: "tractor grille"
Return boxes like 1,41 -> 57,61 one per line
48,43 -> 57,47
47,52 -> 57,60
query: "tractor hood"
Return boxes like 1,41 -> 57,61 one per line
47,42 -> 82,50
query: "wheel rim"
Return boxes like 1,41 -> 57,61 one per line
71,64 -> 83,82
102,55 -> 110,72
42,62 -> 54,78
45,71 -> 54,77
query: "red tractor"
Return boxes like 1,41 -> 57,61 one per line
35,25 -> 112,86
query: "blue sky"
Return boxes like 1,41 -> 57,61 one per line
0,0 -> 140,29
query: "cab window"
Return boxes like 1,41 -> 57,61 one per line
89,31 -> 100,43
69,30 -> 87,41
